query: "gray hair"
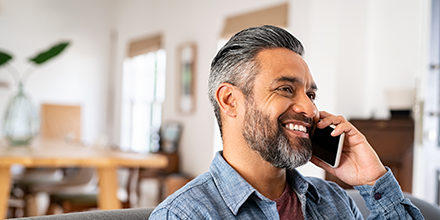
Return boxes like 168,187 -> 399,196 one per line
208,25 -> 304,136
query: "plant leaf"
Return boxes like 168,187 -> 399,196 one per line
29,42 -> 70,65
0,51 -> 13,67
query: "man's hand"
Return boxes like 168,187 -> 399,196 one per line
309,111 -> 387,186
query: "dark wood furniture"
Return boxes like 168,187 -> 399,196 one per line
137,152 -> 179,203
325,118 -> 414,193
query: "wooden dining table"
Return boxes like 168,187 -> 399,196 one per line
0,138 -> 168,219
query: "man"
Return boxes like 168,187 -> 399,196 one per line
150,25 -> 423,219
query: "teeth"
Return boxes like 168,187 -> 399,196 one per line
285,123 -> 307,133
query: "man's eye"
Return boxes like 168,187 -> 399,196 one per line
307,93 -> 316,101
279,87 -> 293,93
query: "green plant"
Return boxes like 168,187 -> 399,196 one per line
0,42 -> 70,85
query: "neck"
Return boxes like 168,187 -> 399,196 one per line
223,142 -> 287,200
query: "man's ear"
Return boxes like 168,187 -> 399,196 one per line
216,83 -> 240,118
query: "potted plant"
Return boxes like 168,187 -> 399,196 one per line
0,42 -> 69,146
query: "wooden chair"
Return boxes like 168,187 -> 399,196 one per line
46,167 -> 139,214
10,104 -> 85,217
37,104 -> 138,214
38,104 -> 136,213
40,104 -> 81,143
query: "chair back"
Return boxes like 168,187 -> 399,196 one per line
40,104 -> 81,142
38,104 -> 97,194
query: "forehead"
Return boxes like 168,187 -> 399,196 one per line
255,48 -> 315,89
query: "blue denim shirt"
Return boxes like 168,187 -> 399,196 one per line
150,151 -> 423,219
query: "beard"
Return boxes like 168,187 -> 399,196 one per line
242,99 -> 313,170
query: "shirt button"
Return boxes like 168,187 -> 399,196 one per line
374,193 -> 382,200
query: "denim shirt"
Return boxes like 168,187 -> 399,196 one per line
150,151 -> 424,219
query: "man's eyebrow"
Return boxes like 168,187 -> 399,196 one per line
274,76 -> 318,91
310,82 -> 318,91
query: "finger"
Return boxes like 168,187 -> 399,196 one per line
331,121 -> 352,136
317,113 -> 346,131
316,112 -> 360,137
316,111 -> 334,128
333,121 -> 363,138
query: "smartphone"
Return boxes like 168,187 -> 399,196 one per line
311,125 -> 345,168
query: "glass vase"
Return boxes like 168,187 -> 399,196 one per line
3,83 -> 40,146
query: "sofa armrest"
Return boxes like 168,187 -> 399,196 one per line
346,189 -> 440,220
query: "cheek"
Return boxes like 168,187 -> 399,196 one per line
253,100 -> 283,118
272,104 -> 293,121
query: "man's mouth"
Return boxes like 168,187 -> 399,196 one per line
283,123 -> 308,133
278,113 -> 314,138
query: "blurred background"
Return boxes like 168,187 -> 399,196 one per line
1,0 -> 439,217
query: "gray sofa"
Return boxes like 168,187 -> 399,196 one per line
12,190 -> 440,219
12,208 -> 155,220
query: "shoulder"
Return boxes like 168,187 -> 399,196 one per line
150,172 -> 224,219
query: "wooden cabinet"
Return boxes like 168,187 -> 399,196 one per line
325,118 -> 414,193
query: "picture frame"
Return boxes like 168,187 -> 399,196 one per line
177,43 -> 197,114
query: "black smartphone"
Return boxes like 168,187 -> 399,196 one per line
311,125 -> 345,168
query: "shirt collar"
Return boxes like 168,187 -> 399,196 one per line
209,151 -> 322,215
286,168 -> 321,203
209,151 -> 259,215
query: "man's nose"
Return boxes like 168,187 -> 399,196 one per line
292,94 -> 317,118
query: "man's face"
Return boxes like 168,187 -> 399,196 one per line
242,48 -> 318,170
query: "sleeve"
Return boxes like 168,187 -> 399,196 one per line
353,167 -> 424,220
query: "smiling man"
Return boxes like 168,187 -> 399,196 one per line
150,25 -> 423,219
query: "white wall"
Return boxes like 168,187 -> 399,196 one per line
112,0 -> 291,177
0,0 -> 430,194
112,0 -> 430,181
291,0 -> 427,119
288,0 -> 429,179
0,0 -> 115,144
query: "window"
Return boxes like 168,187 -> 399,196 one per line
120,49 -> 166,153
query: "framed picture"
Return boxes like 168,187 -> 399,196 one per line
177,43 -> 197,114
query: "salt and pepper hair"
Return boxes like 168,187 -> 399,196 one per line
208,25 -> 305,135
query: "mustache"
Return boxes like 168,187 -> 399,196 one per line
278,112 -> 314,126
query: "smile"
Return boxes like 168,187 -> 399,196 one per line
284,123 -> 308,133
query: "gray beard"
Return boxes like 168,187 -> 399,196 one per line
242,100 -> 313,170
